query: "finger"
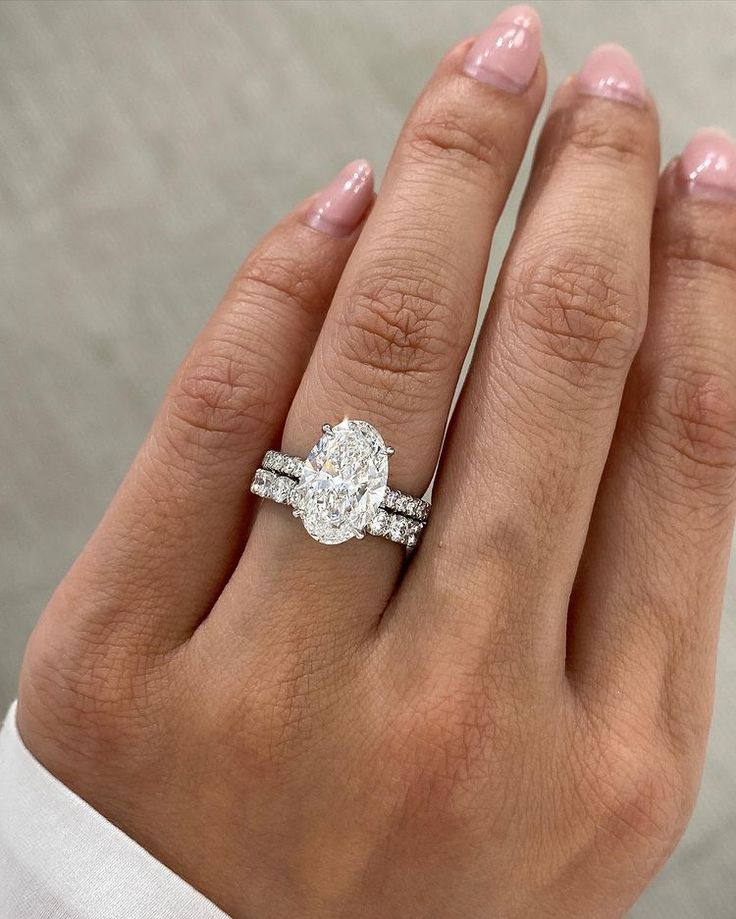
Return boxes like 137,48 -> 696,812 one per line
41,163 -> 374,649
221,6 -> 547,637
404,46 -> 660,673
567,130 -> 736,754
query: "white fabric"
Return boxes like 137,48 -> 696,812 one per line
0,702 -> 229,919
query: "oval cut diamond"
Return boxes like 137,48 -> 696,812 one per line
293,419 -> 389,545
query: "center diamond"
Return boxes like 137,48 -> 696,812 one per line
293,419 -> 389,545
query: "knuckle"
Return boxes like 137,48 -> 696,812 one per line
336,261 -> 464,399
164,251 -> 326,457
506,252 -> 643,385
640,366 -> 736,489
404,99 -> 508,181
583,725 -> 692,856
596,763 -> 689,855
170,342 -> 277,442
379,685 -> 501,823
658,223 -> 736,281
234,253 -> 325,324
562,108 -> 653,169
220,650 -> 361,786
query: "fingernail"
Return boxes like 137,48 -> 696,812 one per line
679,128 -> 736,201
306,160 -> 374,236
463,5 -> 541,94
577,43 -> 645,106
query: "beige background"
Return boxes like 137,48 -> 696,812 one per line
1,1 -> 735,915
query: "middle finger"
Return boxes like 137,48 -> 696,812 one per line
405,45 -> 660,673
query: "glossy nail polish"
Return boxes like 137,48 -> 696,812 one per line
463,5 -> 541,94
577,43 -> 645,106
680,128 -> 736,201
306,160 -> 374,236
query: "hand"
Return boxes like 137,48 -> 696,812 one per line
17,9 -> 736,918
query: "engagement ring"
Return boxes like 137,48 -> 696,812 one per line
250,419 -> 429,548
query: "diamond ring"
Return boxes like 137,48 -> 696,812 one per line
250,419 -> 429,549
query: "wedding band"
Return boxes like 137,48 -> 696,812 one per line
250,419 -> 430,549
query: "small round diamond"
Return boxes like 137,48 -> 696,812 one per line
405,520 -> 423,549
264,451 -> 279,472
271,476 -> 292,504
388,515 -> 408,542
368,509 -> 389,537
250,468 -> 276,497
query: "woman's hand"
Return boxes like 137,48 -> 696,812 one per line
17,8 -> 736,918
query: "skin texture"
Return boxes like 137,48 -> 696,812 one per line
15,10 -> 736,919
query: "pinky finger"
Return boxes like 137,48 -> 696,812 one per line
569,129 -> 736,751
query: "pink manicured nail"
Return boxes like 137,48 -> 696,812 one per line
577,43 -> 645,106
463,5 -> 541,94
306,160 -> 374,236
680,128 -> 736,201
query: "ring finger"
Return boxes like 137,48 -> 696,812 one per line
222,6 -> 547,637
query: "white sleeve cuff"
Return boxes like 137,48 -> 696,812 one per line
0,701 -> 230,919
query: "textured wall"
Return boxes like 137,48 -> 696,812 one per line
1,1 -> 735,915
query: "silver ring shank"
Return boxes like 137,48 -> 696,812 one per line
251,450 -> 429,549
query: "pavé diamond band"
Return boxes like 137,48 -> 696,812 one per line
250,419 -> 430,549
